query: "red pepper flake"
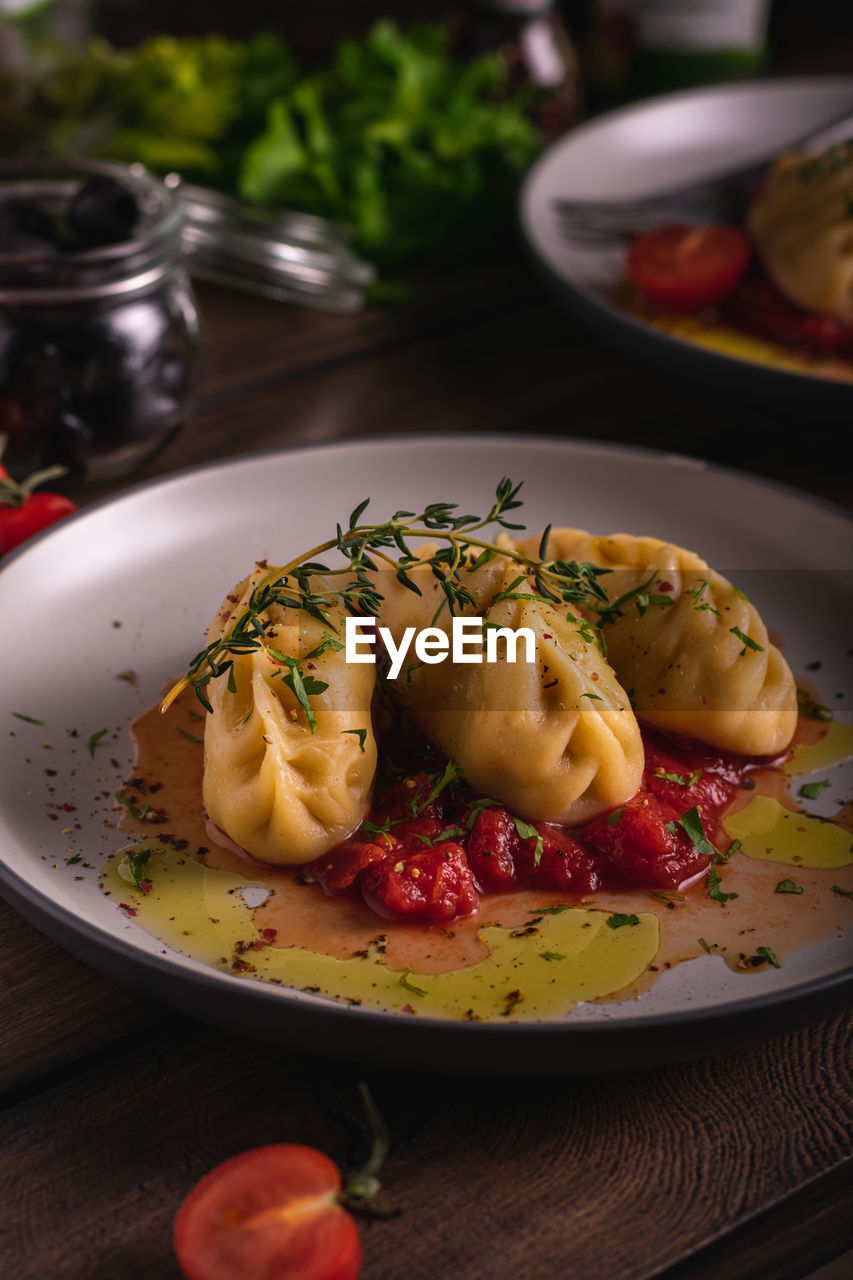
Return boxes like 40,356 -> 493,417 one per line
118,902 -> 138,916
261,928 -> 278,942
658,581 -> 673,592
138,879 -> 153,895
47,813 -> 58,821
402,1003 -> 416,1015
701,695 -> 708,706
44,768 -> 57,777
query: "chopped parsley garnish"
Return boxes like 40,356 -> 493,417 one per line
651,890 -> 684,906
176,727 -> 204,744
831,884 -> 853,898
799,779 -> 830,801
399,971 -> 428,997
119,847 -> 151,890
87,727 -> 108,757
607,805 -> 625,826
730,625 -> 764,655
757,945 -> 780,969
532,903 -> 570,915
421,760 -> 465,809
776,879 -> 804,895
541,951 -> 566,961
653,768 -> 701,787
698,937 -> 712,954
342,728 -> 368,754
690,578 -> 721,617
796,688 -> 833,721
115,794 -> 152,822
667,808 -> 738,903
606,912 -> 640,929
513,817 -> 544,867
580,692 -> 603,701
65,853 -> 82,866
12,712 -> 44,724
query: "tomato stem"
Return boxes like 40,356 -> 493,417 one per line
339,1082 -> 399,1217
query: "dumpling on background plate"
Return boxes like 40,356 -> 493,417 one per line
202,566 -> 377,865
748,141 -> 853,321
518,529 -> 797,758
376,546 -> 644,825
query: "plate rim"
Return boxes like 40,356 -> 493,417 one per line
1,433 -> 851,1068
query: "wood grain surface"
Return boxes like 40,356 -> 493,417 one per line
2,246 -> 852,1280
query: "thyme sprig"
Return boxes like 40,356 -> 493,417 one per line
161,478 -> 616,723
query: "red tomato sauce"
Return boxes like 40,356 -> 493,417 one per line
725,271 -> 853,360
304,730 -> 771,924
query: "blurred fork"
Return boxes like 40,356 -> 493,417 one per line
553,108 -> 853,244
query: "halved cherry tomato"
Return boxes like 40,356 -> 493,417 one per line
174,1144 -> 362,1280
627,224 -> 750,312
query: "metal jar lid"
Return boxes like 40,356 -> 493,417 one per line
174,181 -> 376,314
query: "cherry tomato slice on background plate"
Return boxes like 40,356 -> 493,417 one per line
174,1144 -> 362,1280
627,224 -> 750,312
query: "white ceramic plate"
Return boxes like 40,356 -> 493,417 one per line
1,436 -> 851,1073
520,77 -> 853,423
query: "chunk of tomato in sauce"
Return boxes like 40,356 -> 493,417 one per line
360,842 -> 479,921
305,838 -> 394,895
581,791 -> 710,890
515,822 -> 602,894
467,808 -> 519,892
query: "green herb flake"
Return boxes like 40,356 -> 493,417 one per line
799,779 -> 831,801
12,712 -> 44,725
532,903 -> 571,915
607,805 -> 625,826
119,848 -> 151,890
797,688 -> 833,722
698,937 -> 712,954
176,727 -> 204,744
541,951 -> 566,961
651,890 -> 684,906
831,884 -> 853,898
399,971 -> 428,997
87,728 -> 109,757
342,728 -> 368,754
776,878 -> 804,895
756,945 -> 781,969
513,817 -> 544,867
730,625 -> 764,655
65,853 -> 82,866
580,692 -> 603,702
654,769 -> 689,786
606,913 -> 640,929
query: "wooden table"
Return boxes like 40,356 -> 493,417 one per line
2,249 -> 852,1280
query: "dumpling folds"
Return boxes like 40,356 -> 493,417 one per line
377,549 -> 643,825
747,143 -> 853,320
203,566 -> 377,865
519,529 -> 797,757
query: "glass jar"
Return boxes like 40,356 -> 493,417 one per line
0,159 -> 200,482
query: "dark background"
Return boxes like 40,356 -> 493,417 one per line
95,0 -> 853,67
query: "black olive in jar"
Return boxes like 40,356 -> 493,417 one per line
0,161 -> 199,482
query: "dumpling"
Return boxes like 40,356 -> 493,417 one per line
376,547 -> 644,825
747,142 -> 853,320
202,566 -> 377,864
518,529 -> 797,757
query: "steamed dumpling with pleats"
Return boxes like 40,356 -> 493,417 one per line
518,529 -> 797,757
747,142 -> 853,320
376,547 -> 643,825
202,566 -> 377,864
